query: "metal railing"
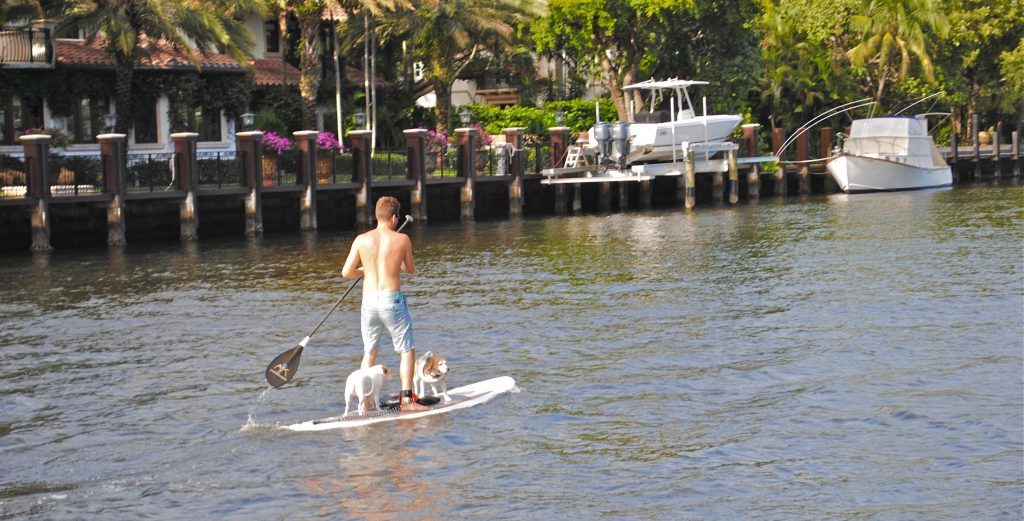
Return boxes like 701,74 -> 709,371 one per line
318,151 -> 354,184
425,147 -> 458,178
198,151 -> 243,188
372,147 -> 408,180
49,155 -> 101,196
0,155 -> 27,197
259,150 -> 299,186
128,153 -> 175,192
0,27 -> 53,66
476,145 -> 502,176
523,143 -> 552,174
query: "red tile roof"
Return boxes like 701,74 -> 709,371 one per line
251,58 -> 300,86
55,38 -> 243,72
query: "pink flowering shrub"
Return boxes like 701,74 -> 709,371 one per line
261,131 -> 292,155
473,123 -> 494,146
317,131 -> 345,152
424,129 -> 451,152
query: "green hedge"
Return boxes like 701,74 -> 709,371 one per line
462,99 -> 616,139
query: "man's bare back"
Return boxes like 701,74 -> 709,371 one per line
341,214 -> 415,295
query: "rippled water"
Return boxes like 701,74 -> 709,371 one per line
1,184 -> 1022,519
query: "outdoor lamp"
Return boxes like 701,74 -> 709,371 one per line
240,112 -> 255,130
354,111 -> 366,128
555,109 -> 565,125
102,113 -> 117,133
459,106 -> 472,126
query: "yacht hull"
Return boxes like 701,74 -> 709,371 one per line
827,154 -> 953,193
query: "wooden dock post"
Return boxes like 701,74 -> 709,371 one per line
98,133 -> 128,246
619,182 -> 629,211
993,123 -> 1002,179
549,126 -> 571,168
349,130 -> 373,226
554,185 -> 568,214
742,124 -> 760,199
772,127 -> 787,196
236,131 -> 264,237
1013,129 -> 1020,177
971,113 -> 981,180
796,130 -> 810,195
727,148 -> 739,204
405,129 -> 428,221
572,184 -> 582,213
20,134 -> 52,252
599,182 -> 612,211
294,131 -> 319,231
504,128 -> 525,217
821,127 -> 838,192
639,179 -> 652,209
684,149 -> 696,210
172,132 -> 199,241
949,132 -> 960,183
456,127 -> 478,221
712,169 -> 725,204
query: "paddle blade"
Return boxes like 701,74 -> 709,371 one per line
265,345 -> 303,388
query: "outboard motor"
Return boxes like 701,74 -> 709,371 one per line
593,121 -> 611,165
611,120 -> 630,169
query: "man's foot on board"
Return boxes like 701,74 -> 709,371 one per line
400,390 -> 432,411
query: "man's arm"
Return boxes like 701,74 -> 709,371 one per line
401,235 -> 415,275
341,237 -> 363,279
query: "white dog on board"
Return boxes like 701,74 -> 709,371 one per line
343,364 -> 391,417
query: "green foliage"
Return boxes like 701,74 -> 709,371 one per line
460,98 -> 615,140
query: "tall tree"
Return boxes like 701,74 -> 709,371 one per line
372,0 -> 542,134
847,0 -> 949,101
533,0 -> 687,121
61,0 -> 264,134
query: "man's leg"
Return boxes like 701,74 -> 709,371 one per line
400,349 -> 428,411
361,350 -> 377,369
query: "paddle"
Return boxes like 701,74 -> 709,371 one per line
265,214 -> 414,388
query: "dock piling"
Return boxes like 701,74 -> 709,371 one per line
20,134 -> 52,252
971,113 -> 981,180
349,130 -> 373,226
504,128 -> 525,217
294,131 -> 319,231
98,133 -> 128,246
456,127 -> 478,221
684,149 -> 696,210
237,131 -> 264,237
1013,129 -> 1020,177
772,128 -> 787,196
727,149 -> 739,204
405,129 -> 428,221
742,124 -> 761,199
172,132 -> 200,241
796,131 -> 810,195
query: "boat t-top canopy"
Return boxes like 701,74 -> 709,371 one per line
623,78 -> 709,91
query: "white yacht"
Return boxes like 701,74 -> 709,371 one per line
827,116 -> 952,193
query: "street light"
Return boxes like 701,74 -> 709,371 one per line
458,106 -> 472,126
354,110 -> 366,128
240,112 -> 255,131
554,109 -> 565,125
102,113 -> 117,133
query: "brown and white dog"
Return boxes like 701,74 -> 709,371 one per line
343,364 -> 391,417
414,351 -> 450,403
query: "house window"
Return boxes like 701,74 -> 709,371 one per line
0,96 -> 43,145
132,97 -> 158,144
192,107 -> 222,142
70,97 -> 109,143
265,19 -> 280,54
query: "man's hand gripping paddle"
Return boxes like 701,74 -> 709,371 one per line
265,215 -> 414,388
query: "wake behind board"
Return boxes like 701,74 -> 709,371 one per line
283,376 -> 516,432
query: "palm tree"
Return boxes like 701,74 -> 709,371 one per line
60,0 -> 264,134
847,0 -> 949,101
371,0 -> 542,134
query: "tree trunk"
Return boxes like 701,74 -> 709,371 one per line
297,10 -> 323,130
114,63 -> 133,136
624,65 -> 644,115
434,80 -> 452,135
600,52 -> 627,121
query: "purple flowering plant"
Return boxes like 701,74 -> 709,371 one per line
473,123 -> 494,146
423,128 -> 451,152
261,131 -> 292,155
317,131 -> 345,152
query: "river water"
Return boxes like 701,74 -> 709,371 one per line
1,184 -> 1021,519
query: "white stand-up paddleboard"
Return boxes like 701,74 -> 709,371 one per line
283,376 -> 516,432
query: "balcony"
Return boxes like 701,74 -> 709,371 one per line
0,26 -> 54,68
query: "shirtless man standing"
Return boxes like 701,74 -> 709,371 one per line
341,196 -> 429,411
